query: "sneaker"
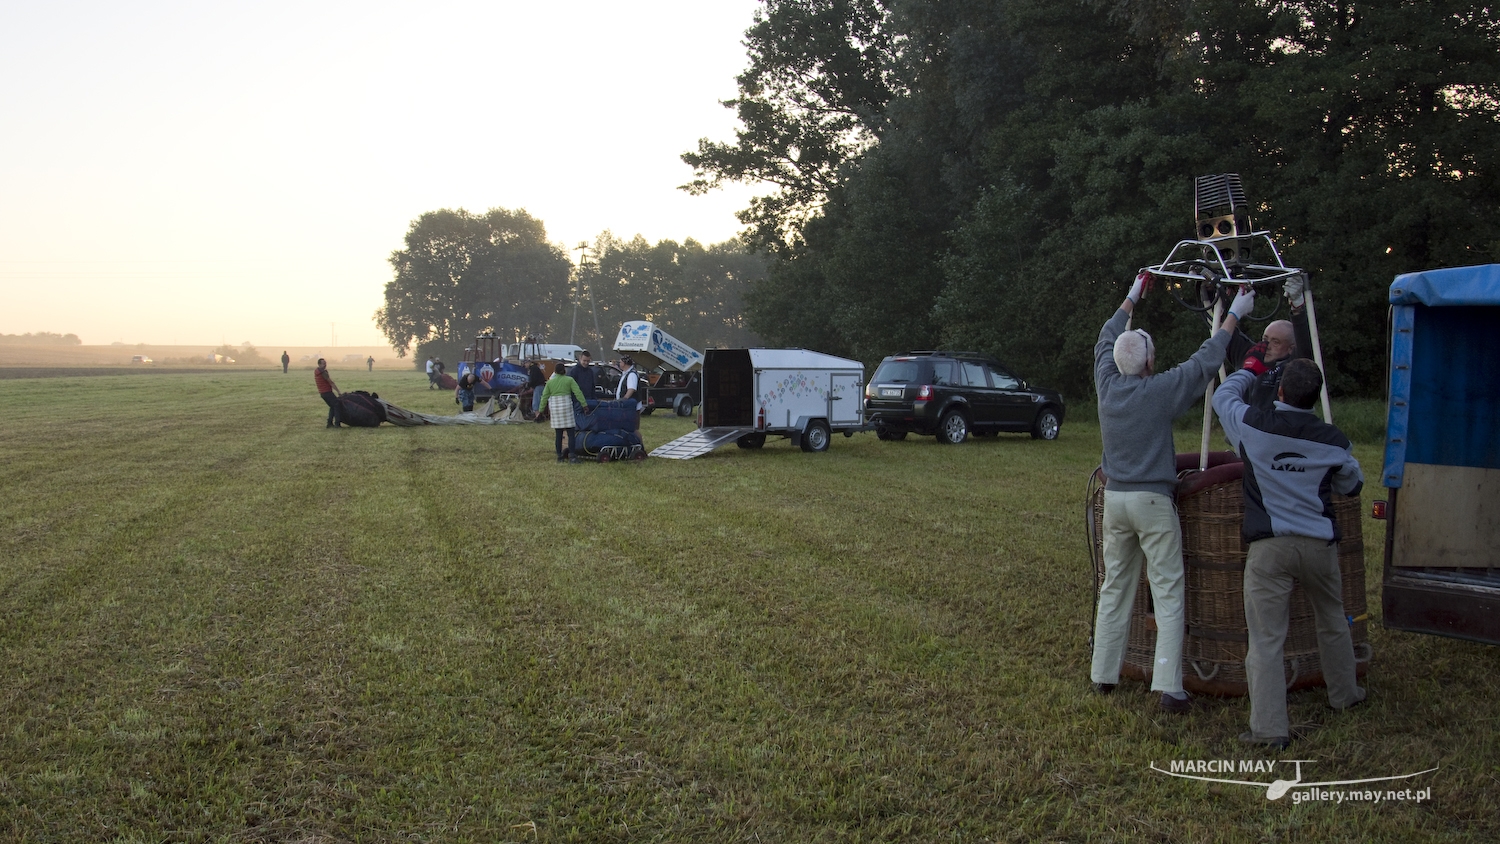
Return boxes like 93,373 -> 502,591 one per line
1093,683 -> 1116,696
1238,731 -> 1290,750
556,455 -> 564,463
568,456 -> 579,464
1159,692 -> 1193,714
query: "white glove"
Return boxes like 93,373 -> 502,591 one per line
1128,271 -> 1153,303
1284,273 -> 1307,309
1228,286 -> 1256,320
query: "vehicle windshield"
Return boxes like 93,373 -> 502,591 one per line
873,360 -> 926,384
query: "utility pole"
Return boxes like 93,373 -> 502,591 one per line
571,242 -> 589,346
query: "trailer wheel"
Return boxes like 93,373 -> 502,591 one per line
937,410 -> 969,444
801,420 -> 830,453
736,433 -> 766,449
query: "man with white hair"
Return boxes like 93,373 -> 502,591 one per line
1090,272 -> 1255,712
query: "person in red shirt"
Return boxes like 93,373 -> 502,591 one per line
314,358 -> 342,428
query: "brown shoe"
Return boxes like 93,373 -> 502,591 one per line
1159,692 -> 1192,714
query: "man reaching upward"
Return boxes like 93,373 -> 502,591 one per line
1091,273 -> 1255,712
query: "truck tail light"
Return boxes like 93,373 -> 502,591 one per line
1371,500 -> 1388,520
757,405 -> 765,431
916,385 -> 935,401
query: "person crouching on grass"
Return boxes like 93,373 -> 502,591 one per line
314,358 -> 342,428
539,362 -> 588,463
1090,272 -> 1253,712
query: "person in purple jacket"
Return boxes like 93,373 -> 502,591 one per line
1090,272 -> 1254,713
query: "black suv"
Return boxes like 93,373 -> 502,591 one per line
864,352 -> 1065,444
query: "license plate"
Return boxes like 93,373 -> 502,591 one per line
880,388 -> 902,397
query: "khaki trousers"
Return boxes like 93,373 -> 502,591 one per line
1244,535 -> 1366,739
1091,490 -> 1185,694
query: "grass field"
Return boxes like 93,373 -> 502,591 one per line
0,370 -> 1494,842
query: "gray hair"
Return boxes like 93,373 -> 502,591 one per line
1113,329 -> 1154,376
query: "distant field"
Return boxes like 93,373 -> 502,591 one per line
0,371 -> 1491,841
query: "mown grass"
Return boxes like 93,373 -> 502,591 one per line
0,370 -> 1493,842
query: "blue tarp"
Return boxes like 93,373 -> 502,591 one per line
1389,264 -> 1500,307
1382,264 -> 1500,487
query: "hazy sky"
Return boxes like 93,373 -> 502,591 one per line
0,0 -> 764,348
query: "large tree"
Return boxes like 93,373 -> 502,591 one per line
375,208 -> 573,364
681,0 -> 899,253
692,0 -> 1500,395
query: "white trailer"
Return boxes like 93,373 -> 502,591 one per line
613,321 -> 704,371
650,348 -> 866,459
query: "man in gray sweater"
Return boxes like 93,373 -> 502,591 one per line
1091,273 -> 1254,712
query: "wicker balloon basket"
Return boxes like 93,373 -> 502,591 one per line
1087,452 -> 1371,697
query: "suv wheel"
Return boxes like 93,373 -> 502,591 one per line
937,410 -> 969,444
1031,408 -> 1061,440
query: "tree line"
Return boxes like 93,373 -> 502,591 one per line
683,0 -> 1500,397
375,209 -> 765,367
0,332 -> 81,345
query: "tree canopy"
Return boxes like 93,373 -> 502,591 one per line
375,208 -> 574,364
375,209 -> 764,364
689,0 -> 1500,396
579,233 -> 766,353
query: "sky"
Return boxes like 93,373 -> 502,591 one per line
0,0 -> 765,348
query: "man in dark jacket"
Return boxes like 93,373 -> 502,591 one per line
1214,358 -> 1366,749
527,360 -> 547,418
568,350 -> 598,409
1225,274 -> 1316,410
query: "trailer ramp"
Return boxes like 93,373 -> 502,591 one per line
649,427 -> 754,460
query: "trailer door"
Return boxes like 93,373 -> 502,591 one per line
702,349 -> 755,427
830,372 -> 861,425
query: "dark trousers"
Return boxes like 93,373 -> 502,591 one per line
320,391 -> 341,426
554,427 -> 577,457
